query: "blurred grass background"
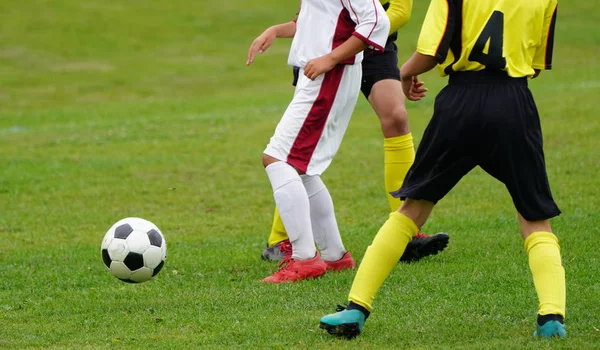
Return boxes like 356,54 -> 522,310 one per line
0,1 -> 598,348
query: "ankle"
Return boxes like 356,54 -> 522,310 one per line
537,314 -> 564,326
347,301 -> 370,320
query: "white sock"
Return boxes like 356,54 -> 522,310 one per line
265,161 -> 316,260
302,175 -> 346,261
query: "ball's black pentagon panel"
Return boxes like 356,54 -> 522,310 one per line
123,252 -> 144,271
114,223 -> 134,239
101,249 -> 111,268
147,229 -> 163,247
152,260 -> 165,276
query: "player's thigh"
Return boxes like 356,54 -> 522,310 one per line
481,147 -> 560,221
304,64 -> 361,175
478,85 -> 560,221
394,86 -> 478,202
264,74 -> 321,160
360,41 -> 400,99
367,79 -> 409,136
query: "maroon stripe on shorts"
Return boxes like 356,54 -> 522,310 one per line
287,65 -> 345,173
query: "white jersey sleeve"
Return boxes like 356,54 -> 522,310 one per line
342,0 -> 390,51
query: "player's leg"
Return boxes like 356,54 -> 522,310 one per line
260,68 -> 303,262
478,79 -> 565,338
303,175 -> 355,271
519,216 -> 566,338
260,208 -> 290,261
347,198 -> 434,308
320,199 -> 433,338
268,209 -> 288,247
321,84 -> 476,338
367,79 -> 449,262
367,79 -> 412,210
362,45 -> 449,263
261,69 -> 340,282
361,45 -> 413,212
302,63 -> 361,272
262,65 -> 359,283
262,154 -> 326,283
263,155 -> 312,263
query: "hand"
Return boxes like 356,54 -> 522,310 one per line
247,28 -> 276,66
304,55 -> 336,80
401,75 -> 428,101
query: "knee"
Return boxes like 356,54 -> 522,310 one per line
302,175 -> 325,197
262,153 -> 279,168
380,105 -> 409,136
398,199 -> 435,228
518,214 -> 552,240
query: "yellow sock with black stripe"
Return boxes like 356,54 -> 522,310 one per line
348,212 -> 417,311
384,134 -> 415,212
524,231 -> 566,318
267,207 -> 289,247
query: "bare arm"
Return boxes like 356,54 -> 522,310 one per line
399,51 -> 438,101
270,21 -> 297,38
246,21 -> 297,66
400,51 -> 438,79
303,36 -> 368,80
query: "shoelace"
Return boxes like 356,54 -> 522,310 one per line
414,232 -> 429,239
279,241 -> 292,256
276,255 -> 293,272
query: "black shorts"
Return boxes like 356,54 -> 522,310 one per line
292,33 -> 400,99
360,32 -> 400,98
392,70 -> 561,221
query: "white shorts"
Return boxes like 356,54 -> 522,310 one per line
264,64 -> 361,176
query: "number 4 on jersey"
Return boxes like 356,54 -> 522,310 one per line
469,11 -> 507,70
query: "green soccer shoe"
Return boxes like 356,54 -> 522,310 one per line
319,309 -> 365,339
533,320 -> 567,338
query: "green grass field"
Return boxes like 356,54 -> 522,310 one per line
1,1 -> 599,348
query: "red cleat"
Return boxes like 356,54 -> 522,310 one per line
262,252 -> 328,283
414,232 -> 430,239
325,252 -> 355,271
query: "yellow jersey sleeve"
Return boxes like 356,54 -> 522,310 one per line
382,0 -> 412,34
416,0 -> 456,62
533,0 -> 558,70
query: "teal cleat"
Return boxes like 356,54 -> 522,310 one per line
533,320 -> 567,338
319,308 -> 366,339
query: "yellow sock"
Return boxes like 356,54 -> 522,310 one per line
267,207 -> 289,247
348,212 -> 417,311
384,134 -> 415,212
524,231 -> 566,318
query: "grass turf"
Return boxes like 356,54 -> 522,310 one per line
1,0 -> 599,348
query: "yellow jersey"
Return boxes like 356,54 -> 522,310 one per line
381,0 -> 412,34
416,0 -> 558,78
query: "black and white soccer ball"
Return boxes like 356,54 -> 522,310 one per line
101,217 -> 167,283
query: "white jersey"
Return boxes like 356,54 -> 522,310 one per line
288,0 -> 390,68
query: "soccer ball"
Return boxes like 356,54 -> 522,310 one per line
101,217 -> 167,283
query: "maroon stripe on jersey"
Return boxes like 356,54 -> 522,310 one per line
346,0 -> 360,24
333,8 -> 357,65
366,0 -> 379,40
287,66 -> 345,173
353,32 -> 384,52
